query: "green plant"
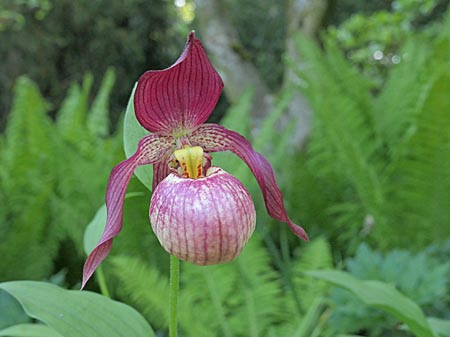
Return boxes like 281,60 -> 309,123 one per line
308,270 -> 445,337
327,0 -> 445,86
293,7 -> 450,252
0,71 -> 122,282
83,185 -> 333,337
0,281 -> 155,337
0,0 -> 173,128
327,243 -> 450,335
106,236 -> 332,337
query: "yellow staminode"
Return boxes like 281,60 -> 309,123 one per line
173,146 -> 204,179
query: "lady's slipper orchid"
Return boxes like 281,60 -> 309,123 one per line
82,32 -> 308,288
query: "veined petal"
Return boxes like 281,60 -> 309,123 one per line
191,124 -> 309,241
152,156 -> 171,191
82,134 -> 175,288
134,32 -> 224,133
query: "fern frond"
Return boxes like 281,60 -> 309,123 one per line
228,237 -> 283,337
373,37 -> 431,151
0,77 -> 58,281
110,256 -> 227,337
322,37 -> 374,125
109,256 -> 169,330
88,68 -> 116,137
3,77 -> 53,168
272,238 -> 332,336
56,73 -> 93,145
380,73 -> 450,248
182,262 -> 237,337
294,34 -> 385,234
292,237 -> 333,311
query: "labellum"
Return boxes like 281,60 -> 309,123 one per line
150,146 -> 256,264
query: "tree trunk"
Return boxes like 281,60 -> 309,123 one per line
195,0 -> 328,148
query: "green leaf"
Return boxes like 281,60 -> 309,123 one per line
0,290 -> 30,329
307,270 -> 436,337
83,193 -> 144,255
83,204 -> 107,256
428,317 -> 450,337
123,83 -> 153,191
0,323 -> 63,337
0,281 -> 155,337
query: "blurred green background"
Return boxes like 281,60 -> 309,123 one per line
1,1 -> 450,336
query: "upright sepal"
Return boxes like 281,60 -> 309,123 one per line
82,134 -> 175,288
191,124 -> 309,241
134,32 -> 224,133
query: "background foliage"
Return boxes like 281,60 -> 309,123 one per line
0,71 -> 123,283
1,1 -> 450,337
0,0 -> 174,128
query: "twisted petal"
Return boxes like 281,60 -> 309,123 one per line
82,134 -> 175,288
152,156 -> 172,191
134,32 -> 224,133
191,124 -> 309,241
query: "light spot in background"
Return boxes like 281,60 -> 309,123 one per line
174,0 -> 196,24
373,50 -> 384,60
391,55 -> 401,64
175,0 -> 186,8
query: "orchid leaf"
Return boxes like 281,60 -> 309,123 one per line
306,270 -> 436,337
0,281 -> 155,337
427,317 -> 450,337
83,203 -> 107,256
123,83 -> 153,191
0,289 -> 30,329
0,323 -> 63,337
83,192 -> 144,256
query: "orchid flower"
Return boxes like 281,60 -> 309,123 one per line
82,32 -> 308,288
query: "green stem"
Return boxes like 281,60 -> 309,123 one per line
169,255 -> 180,337
96,265 -> 110,298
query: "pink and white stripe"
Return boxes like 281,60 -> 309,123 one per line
150,167 -> 256,264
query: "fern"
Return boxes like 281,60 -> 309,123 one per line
87,68 -> 116,137
295,35 -> 385,244
0,72 -> 123,282
292,13 -> 450,251
184,264 -> 237,337
109,256 -> 170,330
266,238 -> 333,337
227,237 -> 283,337
56,73 -> 93,147
0,77 -> 58,280
110,255 -> 219,337
109,235 -> 305,337
373,37 -> 431,152
292,237 -> 333,311
380,73 -> 450,248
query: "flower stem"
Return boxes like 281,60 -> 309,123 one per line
96,265 -> 110,298
169,255 -> 180,337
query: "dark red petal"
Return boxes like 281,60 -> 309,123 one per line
82,134 -> 174,289
190,124 -> 309,241
152,156 -> 171,191
134,32 -> 224,133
